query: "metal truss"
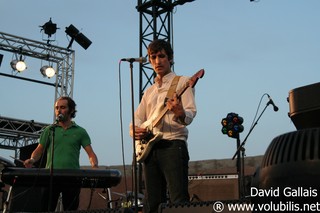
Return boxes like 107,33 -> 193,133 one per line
0,31 -> 75,98
136,0 -> 173,100
0,116 -> 49,156
136,0 -> 194,100
0,31 -> 75,154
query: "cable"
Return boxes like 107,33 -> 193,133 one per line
249,93 -> 268,130
117,60 -> 129,201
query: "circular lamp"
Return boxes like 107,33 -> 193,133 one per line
10,60 -> 27,72
40,65 -> 55,78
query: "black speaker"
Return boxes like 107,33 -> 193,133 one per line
8,144 -> 46,212
19,143 -> 46,168
58,208 -> 133,212
159,202 -> 213,213
9,186 -> 44,212
288,82 -> 320,130
158,201 -> 251,213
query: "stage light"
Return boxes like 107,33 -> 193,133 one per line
40,18 -> 58,38
0,54 -> 3,67
10,52 -> 27,72
40,65 -> 55,78
65,24 -> 92,50
10,59 -> 27,72
221,112 -> 244,139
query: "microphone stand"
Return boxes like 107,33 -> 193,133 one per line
129,62 -> 139,213
48,122 -> 57,212
232,102 -> 271,201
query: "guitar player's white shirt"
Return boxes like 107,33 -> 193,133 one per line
134,71 -> 197,142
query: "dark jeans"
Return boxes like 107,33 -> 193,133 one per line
143,139 -> 190,213
41,186 -> 80,211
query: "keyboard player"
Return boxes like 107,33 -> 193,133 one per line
23,96 -> 99,211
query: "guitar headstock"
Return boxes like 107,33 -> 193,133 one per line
189,69 -> 205,88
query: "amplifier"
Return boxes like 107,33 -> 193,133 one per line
188,174 -> 239,201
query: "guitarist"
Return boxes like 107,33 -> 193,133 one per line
130,39 -> 197,213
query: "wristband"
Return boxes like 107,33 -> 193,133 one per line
30,158 -> 35,163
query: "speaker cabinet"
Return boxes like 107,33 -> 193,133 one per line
188,174 -> 239,201
159,201 -> 251,213
288,82 -> 320,130
19,143 -> 46,168
8,144 -> 46,212
9,186 -> 44,212
159,202 -> 213,213
53,208 -> 133,213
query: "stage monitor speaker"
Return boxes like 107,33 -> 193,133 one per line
188,174 -> 239,201
54,208 -> 133,212
159,201 -> 251,213
288,82 -> 320,130
8,144 -> 47,211
19,143 -> 46,168
9,186 -> 43,212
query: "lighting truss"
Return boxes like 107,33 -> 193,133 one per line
0,31 -> 75,98
136,0 -> 174,100
0,116 -> 49,156
0,31 -> 75,154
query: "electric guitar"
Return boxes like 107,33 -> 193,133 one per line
135,69 -> 205,162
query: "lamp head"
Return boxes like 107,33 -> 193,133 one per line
40,65 -> 55,78
10,60 -> 27,72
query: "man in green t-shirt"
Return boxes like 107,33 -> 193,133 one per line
24,96 -> 99,211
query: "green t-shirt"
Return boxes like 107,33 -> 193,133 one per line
39,122 -> 91,169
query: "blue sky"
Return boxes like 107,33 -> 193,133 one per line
1,0 -> 319,167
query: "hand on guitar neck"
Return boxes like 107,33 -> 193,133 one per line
166,92 -> 186,124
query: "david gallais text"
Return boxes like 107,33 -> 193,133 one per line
250,187 -> 318,198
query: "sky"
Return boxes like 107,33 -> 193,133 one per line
0,0 -> 320,167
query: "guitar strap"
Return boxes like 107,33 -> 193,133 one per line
166,75 -> 181,100
153,75 -> 181,128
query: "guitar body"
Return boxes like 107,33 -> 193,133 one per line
135,132 -> 163,162
134,69 -> 205,162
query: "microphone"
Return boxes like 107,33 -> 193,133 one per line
55,114 -> 64,123
267,94 -> 279,112
121,57 -> 147,63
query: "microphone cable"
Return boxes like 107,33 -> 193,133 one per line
249,93 -> 269,130
117,60 -> 129,199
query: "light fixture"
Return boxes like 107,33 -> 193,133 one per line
0,54 -> 3,67
40,18 -> 58,38
40,65 -> 55,78
10,54 -> 27,72
65,24 -> 92,50
221,112 -> 244,139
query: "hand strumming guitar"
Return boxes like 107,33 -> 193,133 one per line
130,125 -> 149,140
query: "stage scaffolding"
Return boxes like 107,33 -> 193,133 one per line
0,31 -> 74,156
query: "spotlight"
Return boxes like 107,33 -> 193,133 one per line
65,24 -> 92,50
11,52 -> 27,72
10,59 -> 27,72
40,65 -> 55,78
